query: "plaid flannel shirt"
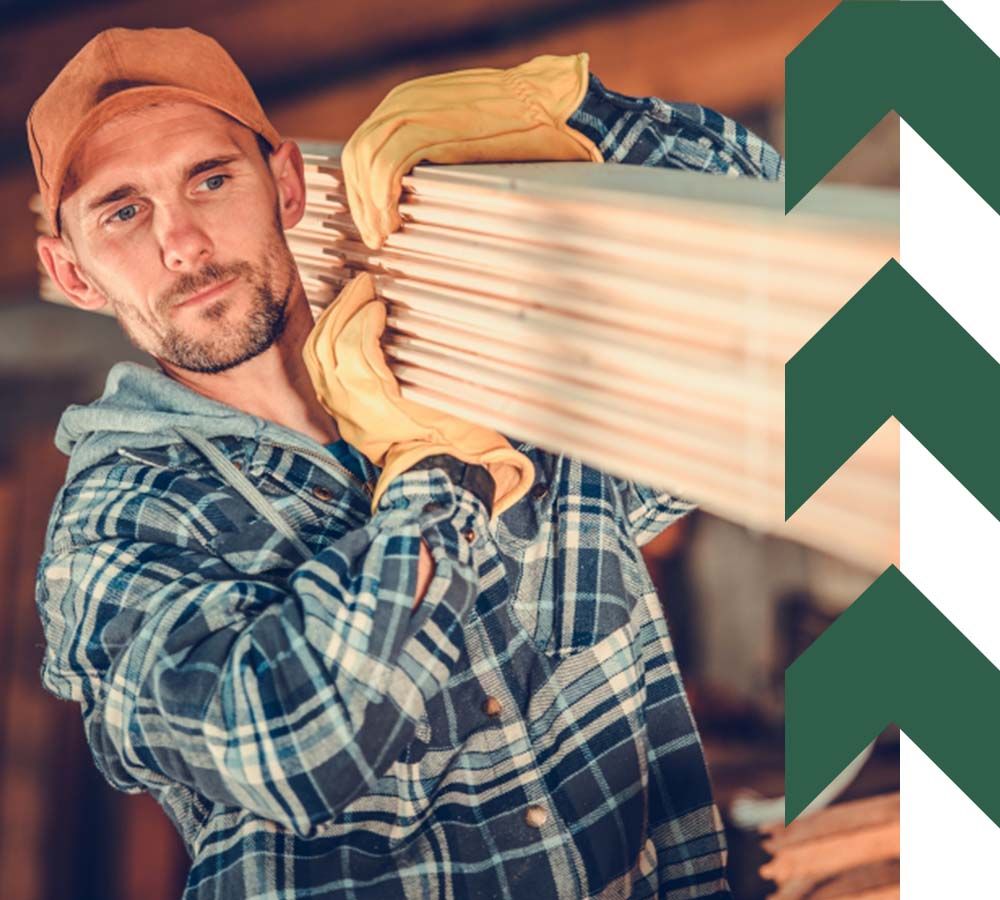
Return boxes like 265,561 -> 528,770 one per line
36,72 -> 782,899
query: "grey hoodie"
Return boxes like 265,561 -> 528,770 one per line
56,360 -> 344,483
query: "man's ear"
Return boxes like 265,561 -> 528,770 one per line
269,140 -> 307,231
36,234 -> 108,312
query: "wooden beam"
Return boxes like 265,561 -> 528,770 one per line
2,0 -> 838,299
760,792 -> 900,898
36,150 -> 899,570
269,0 -> 838,140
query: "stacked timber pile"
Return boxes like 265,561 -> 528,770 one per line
35,146 -> 899,571
759,792 -> 900,899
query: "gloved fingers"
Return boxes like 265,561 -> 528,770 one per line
331,271 -> 378,322
342,160 -> 399,250
318,274 -> 377,362
344,113 -> 516,250
356,299 -> 400,396
334,302 -> 400,414
331,299 -> 425,442
303,273 -> 376,405
341,126 -> 389,250
344,120 -> 436,250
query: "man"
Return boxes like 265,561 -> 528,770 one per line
31,26 -> 782,900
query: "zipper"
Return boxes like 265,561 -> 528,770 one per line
264,440 -> 375,499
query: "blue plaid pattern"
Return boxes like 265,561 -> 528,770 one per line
36,73 -> 782,899
569,72 -> 784,180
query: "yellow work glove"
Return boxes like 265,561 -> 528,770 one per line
341,52 -> 604,249
303,273 -> 535,519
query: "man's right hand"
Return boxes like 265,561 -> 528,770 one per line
303,272 -> 534,519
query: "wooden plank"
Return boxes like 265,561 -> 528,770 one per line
770,859 -> 900,899
760,818 -> 899,885
35,152 -> 899,570
287,155 -> 899,571
760,792 -> 900,850
760,793 -> 900,893
807,859 -> 900,900
1,0 -> 838,300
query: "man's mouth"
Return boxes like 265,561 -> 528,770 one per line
173,276 -> 239,311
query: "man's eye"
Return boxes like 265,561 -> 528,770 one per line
201,174 -> 228,191
110,204 -> 138,224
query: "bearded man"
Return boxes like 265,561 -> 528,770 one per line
31,26 -> 782,899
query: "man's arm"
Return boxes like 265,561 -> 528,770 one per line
338,60 -> 784,544
38,458 -> 488,838
567,71 -> 784,179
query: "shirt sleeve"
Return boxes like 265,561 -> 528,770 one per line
567,72 -> 785,544
607,476 -> 698,548
36,458 -> 490,838
567,71 -> 785,179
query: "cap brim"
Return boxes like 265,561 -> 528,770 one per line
48,84 -> 281,235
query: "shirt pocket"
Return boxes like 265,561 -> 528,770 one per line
498,462 -> 641,659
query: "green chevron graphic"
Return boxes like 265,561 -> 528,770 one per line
786,260 -> 1000,520
785,261 -> 1000,823
784,0 -> 1000,827
786,566 -> 1000,822
786,0 -> 1000,212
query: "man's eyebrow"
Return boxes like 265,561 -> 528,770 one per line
85,154 -> 245,213
186,154 -> 242,179
87,184 -> 140,213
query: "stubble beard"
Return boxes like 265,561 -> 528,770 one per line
106,237 -> 296,374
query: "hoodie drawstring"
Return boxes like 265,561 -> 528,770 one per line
175,427 -> 313,562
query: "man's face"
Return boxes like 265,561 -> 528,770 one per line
57,101 -> 299,373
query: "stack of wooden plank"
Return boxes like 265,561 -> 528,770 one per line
759,792 -> 900,899
35,143 -> 899,571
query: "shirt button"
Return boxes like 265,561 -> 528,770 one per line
482,696 -> 502,718
524,805 -> 548,829
530,483 -> 548,500
312,485 -> 334,502
231,459 -> 243,472
463,528 -> 476,543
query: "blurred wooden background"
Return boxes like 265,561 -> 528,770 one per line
0,0 -> 902,300
0,2 -> 899,898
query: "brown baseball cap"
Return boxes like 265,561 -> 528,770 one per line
27,26 -> 281,236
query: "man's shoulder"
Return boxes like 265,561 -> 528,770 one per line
47,441 -> 217,556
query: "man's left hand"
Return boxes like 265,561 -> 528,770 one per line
340,52 -> 603,250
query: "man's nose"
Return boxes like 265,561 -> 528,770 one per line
158,205 -> 215,272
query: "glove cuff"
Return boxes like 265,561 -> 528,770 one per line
404,454 -> 496,516
502,52 -> 603,162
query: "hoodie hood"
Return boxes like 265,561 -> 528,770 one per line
56,361 -> 325,482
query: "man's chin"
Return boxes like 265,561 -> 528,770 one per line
159,307 -> 289,375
